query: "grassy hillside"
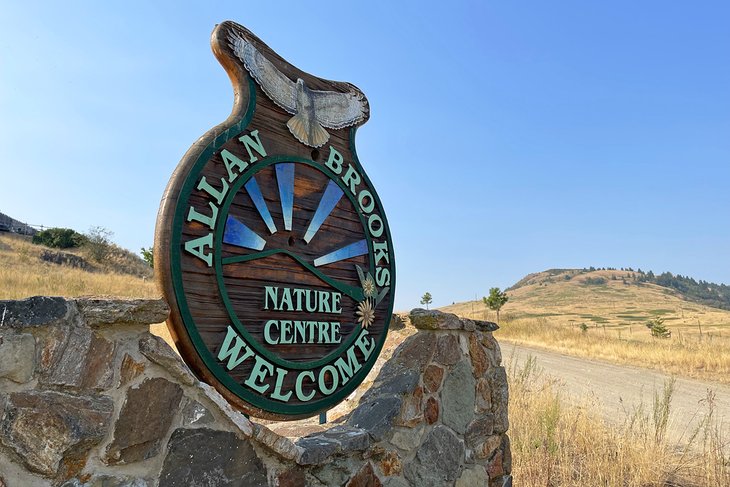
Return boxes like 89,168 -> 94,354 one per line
443,268 -> 730,339
442,268 -> 730,383
0,233 -> 158,299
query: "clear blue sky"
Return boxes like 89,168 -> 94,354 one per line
1,1 -> 728,310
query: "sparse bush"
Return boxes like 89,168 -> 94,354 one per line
140,246 -> 154,268
32,228 -> 86,249
83,226 -> 114,263
646,317 -> 671,339
583,277 -> 607,286
580,323 -> 589,333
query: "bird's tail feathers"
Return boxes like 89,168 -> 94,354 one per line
287,114 -> 329,148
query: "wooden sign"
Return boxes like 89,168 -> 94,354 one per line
155,21 -> 395,420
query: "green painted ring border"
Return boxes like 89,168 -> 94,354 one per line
212,155 -> 372,370
169,78 -> 397,416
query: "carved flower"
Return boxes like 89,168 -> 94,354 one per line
357,299 -> 375,329
362,274 -> 377,298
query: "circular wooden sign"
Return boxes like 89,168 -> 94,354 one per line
155,21 -> 395,420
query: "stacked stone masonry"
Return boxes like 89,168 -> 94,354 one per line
0,297 -> 511,486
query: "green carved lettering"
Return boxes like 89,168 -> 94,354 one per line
270,367 -> 292,402
318,365 -> 339,395
220,149 -> 249,182
325,146 -> 344,174
238,129 -> 267,163
295,371 -> 316,401
334,345 -> 361,385
197,176 -> 229,205
244,355 -> 274,394
184,233 -> 213,266
217,325 -> 255,370
186,202 -> 218,230
341,165 -> 361,195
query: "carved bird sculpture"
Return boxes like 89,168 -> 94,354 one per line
228,31 -> 368,148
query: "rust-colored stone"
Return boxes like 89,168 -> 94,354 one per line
434,334 -> 460,366
396,386 -> 423,427
346,461 -> 382,487
118,354 -> 145,386
476,378 -> 493,412
277,467 -> 306,487
422,364 -> 444,393
468,333 -> 489,378
487,450 -> 504,478
378,450 -> 402,477
104,377 -> 183,465
424,396 -> 439,425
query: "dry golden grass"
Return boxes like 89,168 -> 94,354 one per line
442,268 -> 730,383
443,268 -> 730,341
510,356 -> 730,486
499,317 -> 730,384
0,233 -> 158,300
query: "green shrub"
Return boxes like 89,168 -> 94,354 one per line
32,228 -> 86,249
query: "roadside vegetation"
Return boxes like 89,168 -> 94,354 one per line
442,268 -> 730,383
510,356 -> 730,486
0,232 -> 157,300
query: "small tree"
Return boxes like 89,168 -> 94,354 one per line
646,317 -> 671,339
140,247 -> 154,268
420,292 -> 433,310
484,287 -> 509,323
84,226 -> 114,263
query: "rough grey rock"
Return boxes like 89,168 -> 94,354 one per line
75,298 -> 168,327
382,477 -> 410,487
474,320 -> 499,332
391,332 -> 436,370
138,334 -> 196,386
361,361 -> 419,403
0,391 -> 113,476
62,477 -> 148,487
347,395 -> 402,442
409,309 -> 462,330
0,296 -> 70,328
434,334 -> 460,366
0,333 -> 35,382
295,436 -> 341,465
40,327 -> 116,391
40,250 -> 93,271
321,425 -> 370,452
442,360 -> 476,434
491,367 -> 509,433
159,428 -> 267,486
104,378 -> 183,465
404,425 -> 464,487
389,424 -> 425,451
181,399 -> 214,426
465,413 -> 495,450
455,465 -> 488,487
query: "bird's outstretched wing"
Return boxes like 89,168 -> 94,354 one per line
228,32 -> 297,114
311,89 -> 368,130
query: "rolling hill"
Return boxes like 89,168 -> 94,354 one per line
441,268 -> 730,338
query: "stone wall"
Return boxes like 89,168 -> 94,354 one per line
0,297 -> 511,487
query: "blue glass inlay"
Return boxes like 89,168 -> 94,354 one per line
245,176 -> 277,234
223,215 -> 266,251
313,239 -> 368,267
304,180 -> 344,244
275,163 -> 295,231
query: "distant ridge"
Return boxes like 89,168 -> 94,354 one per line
0,211 -> 37,235
441,267 -> 730,332
508,267 -> 730,312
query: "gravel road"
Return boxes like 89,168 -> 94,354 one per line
502,341 -> 730,447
